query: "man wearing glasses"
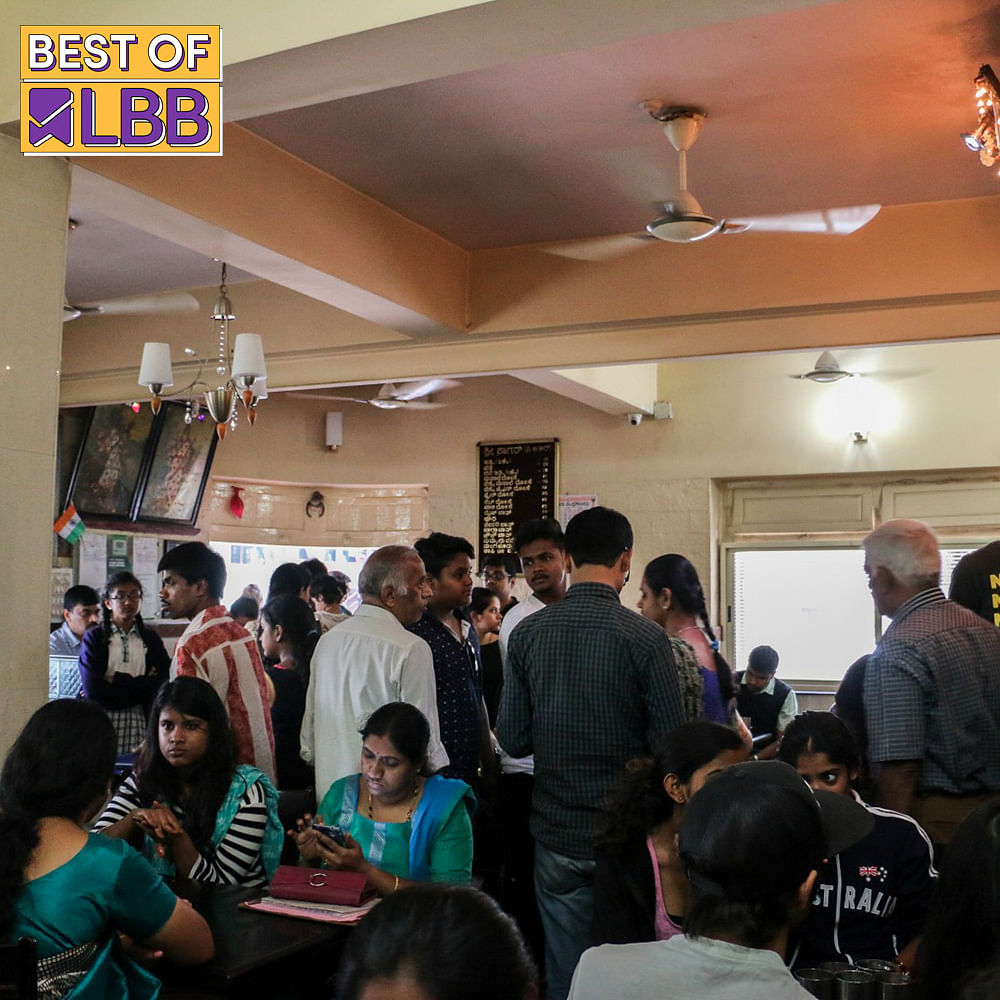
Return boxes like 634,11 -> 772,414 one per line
480,555 -> 521,616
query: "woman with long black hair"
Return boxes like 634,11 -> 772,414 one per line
259,594 -> 320,789
1,699 -> 211,998
78,571 -> 168,755
95,676 -> 283,888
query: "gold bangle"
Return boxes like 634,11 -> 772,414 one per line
393,875 -> 400,893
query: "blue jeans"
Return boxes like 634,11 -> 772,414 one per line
534,842 -> 595,1000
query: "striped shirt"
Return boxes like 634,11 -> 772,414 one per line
498,582 -> 685,859
864,588 -> 1000,794
94,773 -> 271,886
171,606 -> 276,783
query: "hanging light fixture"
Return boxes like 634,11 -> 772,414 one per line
138,261 -> 267,439
960,64 -> 1000,174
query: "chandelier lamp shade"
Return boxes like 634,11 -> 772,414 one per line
137,262 -> 267,439
137,342 -> 174,414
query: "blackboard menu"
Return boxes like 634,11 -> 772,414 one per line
478,440 -> 559,559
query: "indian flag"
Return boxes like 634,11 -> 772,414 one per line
54,504 -> 86,544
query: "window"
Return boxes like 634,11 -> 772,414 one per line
212,542 -> 377,611
728,545 -> 978,687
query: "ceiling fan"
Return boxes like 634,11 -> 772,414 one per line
290,378 -> 461,410
543,105 -> 880,260
63,290 -> 200,322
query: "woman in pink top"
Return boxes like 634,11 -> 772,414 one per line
592,721 -> 748,945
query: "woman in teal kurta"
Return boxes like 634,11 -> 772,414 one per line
294,702 -> 474,894
0,700 -> 212,999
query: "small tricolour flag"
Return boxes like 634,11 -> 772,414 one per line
54,503 -> 85,544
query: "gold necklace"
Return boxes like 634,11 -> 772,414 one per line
367,778 -> 421,822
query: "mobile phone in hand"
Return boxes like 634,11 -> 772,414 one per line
311,822 -> 348,846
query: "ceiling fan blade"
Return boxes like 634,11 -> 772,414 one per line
392,377 -> 461,401
723,204 -> 881,235
68,291 -> 200,319
287,392 -> 369,404
534,233 -> 654,262
395,400 -> 447,410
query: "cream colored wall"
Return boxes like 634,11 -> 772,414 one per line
0,134 -> 70,750
208,336 -> 1000,621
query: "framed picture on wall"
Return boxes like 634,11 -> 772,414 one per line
134,402 -> 219,526
68,404 -> 156,520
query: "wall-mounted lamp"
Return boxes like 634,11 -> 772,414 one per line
852,431 -> 869,444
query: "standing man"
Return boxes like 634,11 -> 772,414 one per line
159,542 -> 276,783
301,545 -> 449,796
948,539 -> 1000,625
735,644 -> 798,759
50,584 -> 101,656
498,506 -> 686,1000
408,532 -> 494,789
862,519 -> 1000,845
481,553 -> 521,616
496,517 -> 570,969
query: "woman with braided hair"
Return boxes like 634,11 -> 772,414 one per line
79,571 -> 169,756
1,699 -> 211,997
637,554 -> 747,739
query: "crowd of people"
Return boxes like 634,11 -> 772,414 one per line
26,510 -> 1000,997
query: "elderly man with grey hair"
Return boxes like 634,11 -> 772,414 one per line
300,545 -> 449,795
862,518 -> 1000,846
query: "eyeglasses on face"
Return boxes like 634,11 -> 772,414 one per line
481,571 -> 511,583
108,592 -> 142,603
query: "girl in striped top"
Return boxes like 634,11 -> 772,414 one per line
95,677 -> 283,887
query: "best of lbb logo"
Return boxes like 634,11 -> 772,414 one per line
21,26 -> 222,155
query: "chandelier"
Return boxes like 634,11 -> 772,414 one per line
961,64 -> 1000,173
137,262 -> 267,440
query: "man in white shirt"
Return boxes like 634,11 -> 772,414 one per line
301,545 -> 449,796
496,518 -> 569,968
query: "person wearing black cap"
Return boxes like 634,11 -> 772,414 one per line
735,644 -> 798,759
567,761 -> 874,1000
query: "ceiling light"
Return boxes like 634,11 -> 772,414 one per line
794,351 -> 857,383
962,64 -> 1000,168
138,261 -> 267,439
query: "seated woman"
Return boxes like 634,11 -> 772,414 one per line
592,720 -> 747,945
258,594 -> 319,790
337,884 -> 538,1000
79,571 -> 169,756
95,676 -> 283,888
293,702 -> 474,895
778,711 -> 936,969
1,699 -> 212,998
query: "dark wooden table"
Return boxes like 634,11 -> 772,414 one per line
160,884 -> 351,997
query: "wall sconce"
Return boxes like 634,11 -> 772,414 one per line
852,431 -> 869,444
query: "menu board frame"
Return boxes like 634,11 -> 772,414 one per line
477,439 -> 559,562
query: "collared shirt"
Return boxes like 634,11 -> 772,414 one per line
735,673 -> 799,734
407,609 -> 483,786
171,605 -> 276,783
498,581 -> 685,859
49,621 -> 82,656
108,622 -> 147,677
863,587 -> 1000,795
301,603 -> 449,796
496,593 -> 547,775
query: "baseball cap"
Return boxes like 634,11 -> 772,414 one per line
679,760 -> 875,901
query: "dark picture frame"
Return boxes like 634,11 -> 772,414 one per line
67,404 -> 156,520
134,401 -> 219,526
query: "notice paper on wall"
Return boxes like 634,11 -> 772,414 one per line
78,532 -> 107,590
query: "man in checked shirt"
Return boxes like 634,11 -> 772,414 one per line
862,518 -> 1000,850
498,506 -> 685,1000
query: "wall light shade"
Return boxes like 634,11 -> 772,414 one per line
138,342 -> 174,389
231,333 -> 267,380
